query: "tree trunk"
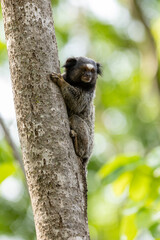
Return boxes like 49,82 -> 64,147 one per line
1,0 -> 90,239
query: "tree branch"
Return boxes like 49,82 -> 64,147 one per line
0,115 -> 24,171
132,0 -> 160,93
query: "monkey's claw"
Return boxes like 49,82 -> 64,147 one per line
50,72 -> 60,82
70,130 -> 77,138
70,130 -> 79,155
50,72 -> 61,79
50,72 -> 64,86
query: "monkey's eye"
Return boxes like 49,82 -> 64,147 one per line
91,68 -> 95,73
83,67 -> 88,73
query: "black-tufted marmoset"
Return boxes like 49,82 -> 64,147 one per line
50,57 -> 102,165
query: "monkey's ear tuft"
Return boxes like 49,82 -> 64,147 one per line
97,63 -> 102,76
63,58 -> 77,68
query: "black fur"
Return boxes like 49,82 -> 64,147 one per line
63,57 -> 102,92
97,63 -> 102,76
63,57 -> 77,69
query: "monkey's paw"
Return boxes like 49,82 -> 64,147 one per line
50,72 -> 62,84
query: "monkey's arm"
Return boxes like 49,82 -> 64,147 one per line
50,73 -> 85,113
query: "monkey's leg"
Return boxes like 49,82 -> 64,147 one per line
69,115 -> 90,160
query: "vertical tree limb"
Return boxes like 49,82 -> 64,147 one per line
1,0 -> 90,239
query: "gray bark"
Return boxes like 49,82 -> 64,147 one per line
1,0 -> 90,239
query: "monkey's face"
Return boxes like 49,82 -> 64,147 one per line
80,64 -> 96,83
63,57 -> 102,90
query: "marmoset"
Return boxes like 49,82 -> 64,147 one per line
50,57 -> 102,164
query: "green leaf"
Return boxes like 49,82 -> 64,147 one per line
136,208 -> 152,229
121,214 -> 137,240
0,140 -> 15,164
99,155 -> 141,179
150,223 -> 160,238
0,163 -> 16,183
113,171 -> 133,196
0,41 -> 7,63
129,166 -> 152,202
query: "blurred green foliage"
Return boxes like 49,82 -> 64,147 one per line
0,141 -> 35,240
1,0 -> 160,239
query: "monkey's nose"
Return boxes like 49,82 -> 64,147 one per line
85,72 -> 92,77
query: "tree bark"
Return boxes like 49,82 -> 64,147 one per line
1,0 -> 90,239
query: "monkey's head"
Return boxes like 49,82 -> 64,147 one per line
63,57 -> 102,91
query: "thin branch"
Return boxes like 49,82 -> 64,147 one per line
133,0 -> 156,52
0,115 -> 24,172
132,0 -> 160,92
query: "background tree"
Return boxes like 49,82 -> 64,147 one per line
1,0 -> 160,240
